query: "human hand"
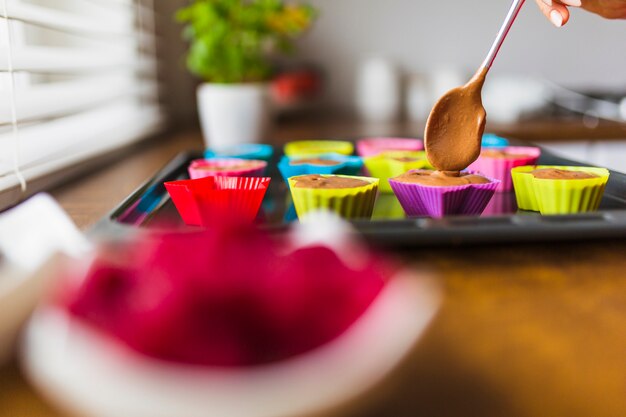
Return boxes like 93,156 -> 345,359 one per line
535,0 -> 626,27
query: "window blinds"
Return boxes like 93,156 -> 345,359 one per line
0,0 -> 163,209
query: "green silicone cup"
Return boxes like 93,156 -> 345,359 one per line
284,140 -> 354,158
364,151 -> 433,193
288,175 -> 379,221
511,165 -> 610,215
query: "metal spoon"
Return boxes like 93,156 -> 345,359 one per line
425,0 -> 526,172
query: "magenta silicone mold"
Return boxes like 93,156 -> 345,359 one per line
389,172 -> 500,218
468,146 -> 541,192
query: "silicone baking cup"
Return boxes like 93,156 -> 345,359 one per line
482,193 -> 517,216
164,176 -> 271,226
372,194 -> 406,220
188,158 -> 267,179
284,140 -> 354,158
364,151 -> 433,193
468,146 -> 541,192
481,133 -> 510,148
389,171 -> 500,218
288,175 -> 379,221
511,165 -> 609,215
356,137 -> 424,157
278,154 -> 363,182
204,144 -> 274,162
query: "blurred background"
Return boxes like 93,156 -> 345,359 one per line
157,0 -> 626,125
1,0 -> 625,210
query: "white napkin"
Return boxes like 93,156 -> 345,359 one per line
0,193 -> 91,363
0,193 -> 90,275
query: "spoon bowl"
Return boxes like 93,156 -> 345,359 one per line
425,70 -> 487,172
424,0 -> 525,172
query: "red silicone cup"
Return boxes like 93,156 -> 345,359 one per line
389,171 -> 500,218
468,146 -> 541,192
188,158 -> 267,180
164,176 -> 271,226
356,138 -> 424,157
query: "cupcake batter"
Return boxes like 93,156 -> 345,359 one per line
393,170 -> 491,187
291,158 -> 342,166
293,174 -> 369,189
196,161 -> 261,171
482,149 -> 531,159
531,168 -> 598,180
391,157 -> 421,162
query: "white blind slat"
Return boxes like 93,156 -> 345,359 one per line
0,45 -> 156,73
0,100 -> 161,176
0,109 -> 162,194
2,0 -> 134,37
0,75 -> 157,124
23,106 -> 162,171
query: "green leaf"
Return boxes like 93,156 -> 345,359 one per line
175,0 -> 317,83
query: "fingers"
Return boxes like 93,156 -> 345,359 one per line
558,0 -> 582,7
538,0 -> 581,7
535,0 -> 572,27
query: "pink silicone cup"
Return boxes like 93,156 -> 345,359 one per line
188,158 -> 267,180
482,193 -> 518,216
468,146 -> 541,192
356,138 -> 424,157
389,171 -> 500,218
164,176 -> 271,226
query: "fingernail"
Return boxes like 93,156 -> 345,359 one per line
560,0 -> 581,6
542,0 -> 553,5
550,10 -> 563,27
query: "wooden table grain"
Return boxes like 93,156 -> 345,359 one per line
1,127 -> 626,417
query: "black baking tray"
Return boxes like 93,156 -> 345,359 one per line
90,145 -> 626,247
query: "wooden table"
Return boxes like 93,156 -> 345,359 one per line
1,126 -> 625,417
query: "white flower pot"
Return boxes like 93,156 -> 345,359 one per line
197,83 -> 272,151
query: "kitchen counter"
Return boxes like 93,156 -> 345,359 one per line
1,124 -> 626,417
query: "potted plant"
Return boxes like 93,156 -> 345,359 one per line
176,0 -> 317,150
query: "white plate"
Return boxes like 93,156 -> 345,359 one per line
23,271 -> 439,417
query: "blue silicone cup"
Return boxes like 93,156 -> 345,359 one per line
278,153 -> 364,182
481,134 -> 509,148
204,144 -> 274,162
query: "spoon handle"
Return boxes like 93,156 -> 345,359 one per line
481,0 -> 526,71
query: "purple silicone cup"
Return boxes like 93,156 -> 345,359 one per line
389,172 -> 500,218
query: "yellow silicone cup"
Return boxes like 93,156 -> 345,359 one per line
364,151 -> 433,193
511,166 -> 542,211
511,165 -> 610,215
284,140 -> 355,158
288,175 -> 379,221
